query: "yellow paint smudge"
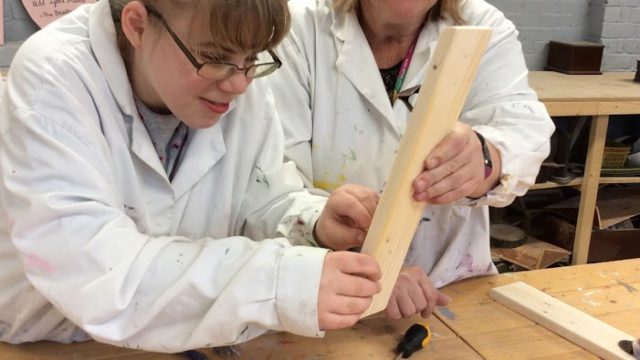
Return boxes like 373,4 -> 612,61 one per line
314,174 -> 347,191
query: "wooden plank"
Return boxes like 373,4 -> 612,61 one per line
489,281 -> 635,360
599,101 -> 640,115
530,72 -> 640,116
531,177 -> 640,190
437,260 -> 640,359
530,179 -> 583,190
359,26 -> 492,317
541,101 -> 601,117
542,101 -> 640,117
572,114 -> 608,264
429,265 -> 640,359
540,101 -> 640,122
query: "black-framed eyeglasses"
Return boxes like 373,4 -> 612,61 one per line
397,85 -> 421,112
145,6 -> 282,80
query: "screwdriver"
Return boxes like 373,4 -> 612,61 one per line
394,323 -> 432,359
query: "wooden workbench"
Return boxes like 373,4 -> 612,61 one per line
0,312 -> 480,360
2,259 -> 638,359
436,258 -> 640,359
528,71 -> 640,265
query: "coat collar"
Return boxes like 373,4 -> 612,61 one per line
331,11 -> 395,127
88,0 -> 136,117
128,112 -> 227,200
88,1 -> 168,183
88,0 -> 227,197
171,124 -> 226,200
330,8 -> 445,134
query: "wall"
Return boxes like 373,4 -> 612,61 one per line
596,0 -> 640,71
487,0 -> 592,71
487,0 -> 640,71
0,1 -> 38,68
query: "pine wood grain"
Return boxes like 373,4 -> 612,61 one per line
529,72 -> 640,104
359,26 -> 492,317
0,315 -> 481,360
489,281 -> 634,360
436,259 -> 640,360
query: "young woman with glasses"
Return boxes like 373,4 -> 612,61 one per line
269,0 -> 555,320
0,0 -> 384,352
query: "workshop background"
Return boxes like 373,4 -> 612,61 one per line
2,0 -> 640,70
2,0 -> 640,269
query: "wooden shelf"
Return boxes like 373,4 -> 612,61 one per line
531,178 -> 583,190
531,176 -> 640,190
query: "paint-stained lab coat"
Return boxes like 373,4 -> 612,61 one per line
270,0 -> 554,287
0,0 -> 329,352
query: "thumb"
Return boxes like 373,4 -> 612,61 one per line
436,291 -> 452,306
323,223 -> 366,251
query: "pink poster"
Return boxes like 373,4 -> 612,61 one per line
21,0 -> 96,29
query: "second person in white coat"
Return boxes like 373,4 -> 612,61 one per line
269,0 -> 555,319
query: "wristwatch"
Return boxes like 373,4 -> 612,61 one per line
474,131 -> 493,179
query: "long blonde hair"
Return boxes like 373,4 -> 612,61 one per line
332,0 -> 465,25
110,0 -> 290,62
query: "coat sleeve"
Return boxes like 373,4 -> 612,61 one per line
0,51 -> 327,352
237,88 -> 327,248
459,0 -> 555,207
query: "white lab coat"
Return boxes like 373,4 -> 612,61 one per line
270,0 -> 554,287
0,0 -> 329,352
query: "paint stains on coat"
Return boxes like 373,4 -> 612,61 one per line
24,254 -> 56,273
254,165 -> 270,188
313,175 -> 346,191
455,254 -> 474,271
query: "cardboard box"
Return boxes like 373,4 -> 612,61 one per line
588,229 -> 640,263
534,214 -> 639,264
547,187 -> 640,229
492,237 -> 570,270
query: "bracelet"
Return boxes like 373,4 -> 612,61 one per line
474,131 -> 493,179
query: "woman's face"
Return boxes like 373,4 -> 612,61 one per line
362,0 -> 438,24
132,9 -> 255,129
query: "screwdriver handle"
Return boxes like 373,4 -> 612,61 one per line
396,324 -> 432,358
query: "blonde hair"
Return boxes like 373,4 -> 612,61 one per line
332,0 -> 465,25
110,0 -> 290,61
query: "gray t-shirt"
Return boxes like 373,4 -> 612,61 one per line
135,97 -> 189,180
